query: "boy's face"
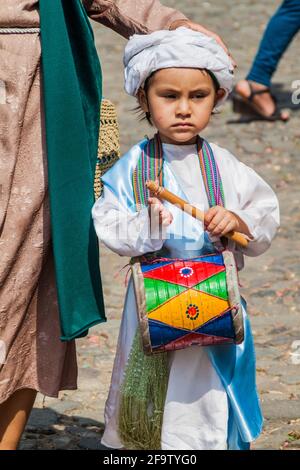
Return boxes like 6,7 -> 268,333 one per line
139,68 -> 225,145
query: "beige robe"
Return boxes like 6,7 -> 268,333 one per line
0,0 -> 187,403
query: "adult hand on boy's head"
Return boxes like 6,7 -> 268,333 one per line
168,19 -> 236,69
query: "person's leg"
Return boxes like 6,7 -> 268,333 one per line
247,0 -> 300,87
0,389 -> 37,450
235,0 -> 300,118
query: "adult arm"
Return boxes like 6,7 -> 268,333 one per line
83,1 -> 233,61
82,0 -> 187,38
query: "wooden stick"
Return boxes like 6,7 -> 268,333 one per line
146,180 -> 249,248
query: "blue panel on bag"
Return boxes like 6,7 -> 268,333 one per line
141,260 -> 174,273
193,254 -> 224,265
195,310 -> 235,338
148,309 -> 235,348
148,319 -> 189,347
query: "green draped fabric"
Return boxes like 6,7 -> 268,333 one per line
40,0 -> 106,340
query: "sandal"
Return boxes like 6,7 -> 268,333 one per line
232,81 -> 289,122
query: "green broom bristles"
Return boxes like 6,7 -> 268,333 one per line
118,329 -> 169,450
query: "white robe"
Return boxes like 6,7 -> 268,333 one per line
92,142 -> 280,450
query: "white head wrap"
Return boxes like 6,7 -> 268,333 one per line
123,27 -> 234,106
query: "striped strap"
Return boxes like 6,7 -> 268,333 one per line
132,134 -> 163,210
132,133 -> 225,209
197,136 -> 225,208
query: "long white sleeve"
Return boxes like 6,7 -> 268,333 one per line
162,142 -> 280,262
92,185 -> 166,257
214,146 -> 280,257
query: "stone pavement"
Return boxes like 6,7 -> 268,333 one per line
21,0 -> 300,450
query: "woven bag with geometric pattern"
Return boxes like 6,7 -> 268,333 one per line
131,250 -> 244,355
130,134 -> 244,355
94,98 -> 120,200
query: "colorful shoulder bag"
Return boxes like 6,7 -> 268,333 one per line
130,134 -> 244,355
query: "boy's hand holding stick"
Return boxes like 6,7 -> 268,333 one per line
146,180 -> 249,248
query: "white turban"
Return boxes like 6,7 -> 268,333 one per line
123,27 -> 234,105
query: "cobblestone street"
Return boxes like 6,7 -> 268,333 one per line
21,0 -> 300,450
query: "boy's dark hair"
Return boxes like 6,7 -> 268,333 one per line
134,69 -> 221,126
133,72 -> 155,125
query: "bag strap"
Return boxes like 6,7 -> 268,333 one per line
132,134 -> 163,210
198,137 -> 225,208
132,133 -> 225,210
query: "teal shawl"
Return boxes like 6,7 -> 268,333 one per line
40,0 -> 106,340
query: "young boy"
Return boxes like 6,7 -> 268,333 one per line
92,27 -> 280,450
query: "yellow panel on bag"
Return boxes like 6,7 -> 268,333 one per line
148,289 -> 230,331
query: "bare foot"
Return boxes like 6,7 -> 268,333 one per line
235,80 -> 289,120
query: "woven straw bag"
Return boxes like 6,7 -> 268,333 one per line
94,98 -> 121,199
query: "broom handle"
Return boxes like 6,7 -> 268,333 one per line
146,180 -> 249,248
